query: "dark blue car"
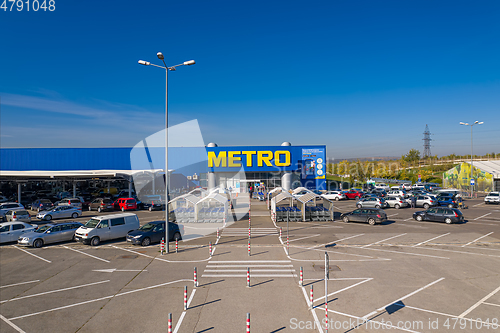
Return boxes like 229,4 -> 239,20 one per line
126,221 -> 183,246
436,193 -> 458,208
31,199 -> 54,212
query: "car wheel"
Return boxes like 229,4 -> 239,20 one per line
357,204 -> 362,208
121,207 -> 125,212
90,236 -> 100,246
335,197 -> 339,201
445,218 -> 452,224
33,238 -> 43,248
98,207 -> 102,213
37,208 -> 40,212
423,203 -> 429,209
149,206 -> 153,212
375,205 -> 380,209
448,204 -> 453,208
416,215 -> 423,221
395,204 -> 400,209
173,232 -> 181,241
72,213 -> 78,218
45,215 -> 52,221
141,237 -> 151,246
342,216 -> 349,223
88,206 -> 92,211
355,196 -> 360,200
368,218 -> 376,225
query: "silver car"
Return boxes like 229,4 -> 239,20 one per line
4,209 -> 32,223
385,196 -> 408,209
356,197 -> 387,209
37,206 -> 82,221
0,222 -> 36,244
18,222 -> 84,248
415,195 -> 437,209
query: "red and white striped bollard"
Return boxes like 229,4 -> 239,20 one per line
248,240 -> 251,256
168,313 -> 172,333
160,238 -> 164,255
300,266 -> 303,287
176,239 -> 178,253
194,267 -> 198,287
246,313 -> 250,332
280,227 -> 282,239
310,285 -> 313,309
209,241 -> 212,256
247,267 -> 250,287
184,285 -> 187,310
248,226 -> 251,239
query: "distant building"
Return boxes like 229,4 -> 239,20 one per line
443,160 -> 500,192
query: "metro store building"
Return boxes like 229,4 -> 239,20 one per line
0,143 -> 326,197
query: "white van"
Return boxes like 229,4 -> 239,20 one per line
75,213 -> 140,246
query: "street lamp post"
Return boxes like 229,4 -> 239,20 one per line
459,121 -> 483,198
139,53 -> 195,253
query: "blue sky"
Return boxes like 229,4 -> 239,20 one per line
1,0 -> 499,159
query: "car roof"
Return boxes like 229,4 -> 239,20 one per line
0,221 -> 31,227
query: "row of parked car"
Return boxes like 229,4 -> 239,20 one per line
0,212 -> 183,247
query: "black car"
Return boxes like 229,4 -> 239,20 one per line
340,208 -> 387,225
142,195 -> 165,211
31,199 -> 54,212
126,221 -> 183,246
413,207 -> 464,224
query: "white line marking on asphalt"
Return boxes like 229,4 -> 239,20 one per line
404,304 -> 498,326
363,278 -> 445,318
402,244 -> 500,258
0,314 -> 25,333
9,279 -> 194,320
11,246 -> 51,263
412,233 -> 450,247
360,234 -> 407,248
0,280 -> 110,304
173,289 -> 196,333
404,217 -> 413,221
483,302 -> 500,308
462,232 -> 494,247
387,213 -> 399,217
202,274 -> 296,278
474,213 -> 492,220
318,307 -> 422,333
458,285 -> 500,318
62,246 -> 110,263
473,202 -> 485,207
315,278 -> 373,302
110,245 -> 212,263
208,260 -> 291,263
0,280 -> 40,289
308,234 -> 365,248
288,234 -> 321,242
361,247 -> 449,259
301,287 -> 324,333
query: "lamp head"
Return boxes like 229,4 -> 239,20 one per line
478,121 -> 484,125
157,52 -> 164,60
138,60 -> 150,66
183,60 -> 196,66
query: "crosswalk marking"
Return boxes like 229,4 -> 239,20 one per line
202,259 -> 296,278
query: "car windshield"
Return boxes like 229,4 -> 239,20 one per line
36,225 -> 51,233
488,193 -> 499,197
139,223 -> 155,231
85,218 -> 100,228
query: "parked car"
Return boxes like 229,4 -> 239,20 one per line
126,221 -> 183,246
387,190 -> 406,198
385,196 -> 408,209
74,213 -> 140,246
344,189 -> 364,200
360,193 -> 379,199
340,208 -> 387,225
31,199 -> 54,212
142,195 -> 165,211
413,208 -> 464,224
4,209 -> 32,223
292,190 -> 312,199
0,221 -> 36,244
435,193 -> 458,208
415,195 -> 437,209
374,183 -> 391,191
0,202 -> 25,221
356,197 -> 387,209
0,195 -> 9,203
321,191 -> 346,201
17,222 -> 84,248
88,198 -> 114,212
37,206 -> 82,221
114,198 -> 137,211
484,192 -> 499,204
58,197 -> 83,209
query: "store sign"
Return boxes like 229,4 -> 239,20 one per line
208,150 -> 291,168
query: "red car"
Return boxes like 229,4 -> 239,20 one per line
344,189 -> 364,200
114,198 -> 137,211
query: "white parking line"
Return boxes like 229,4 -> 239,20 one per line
360,234 -> 407,248
461,232 -> 494,247
473,202 -> 485,207
387,213 -> 399,217
458,285 -> 500,318
0,280 -> 40,289
0,280 -> 110,304
173,289 -> 196,333
288,234 -> 321,242
315,278 -> 373,302
363,278 -> 445,318
412,233 -> 450,247
9,279 -> 193,320
308,234 -> 365,249
483,302 -> 500,308
11,246 -> 51,263
473,212 -> 492,220
0,314 -> 25,333
62,246 -> 110,263
301,287 -> 323,333
362,247 -> 450,259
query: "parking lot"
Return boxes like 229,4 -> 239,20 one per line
1,196 -> 499,332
